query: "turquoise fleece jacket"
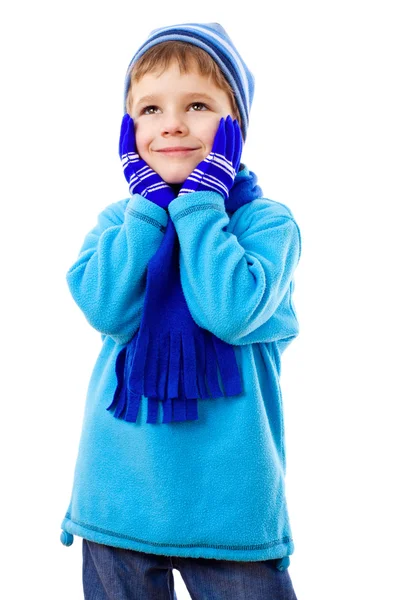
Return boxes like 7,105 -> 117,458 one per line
60,166 -> 301,562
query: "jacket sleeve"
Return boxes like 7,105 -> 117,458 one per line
66,194 -> 169,346
167,191 -> 301,346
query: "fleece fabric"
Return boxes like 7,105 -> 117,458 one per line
60,165 -> 301,561
109,161 -> 260,426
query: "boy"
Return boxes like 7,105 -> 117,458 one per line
60,22 -> 301,599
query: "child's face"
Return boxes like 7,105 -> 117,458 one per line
129,61 -> 236,184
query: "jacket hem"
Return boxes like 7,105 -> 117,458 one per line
61,514 -> 294,562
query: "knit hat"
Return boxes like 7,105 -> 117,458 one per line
123,22 -> 255,140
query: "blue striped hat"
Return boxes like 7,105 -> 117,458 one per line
123,22 -> 255,140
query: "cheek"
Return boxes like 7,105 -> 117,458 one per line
195,121 -> 219,157
203,133 -> 215,156
134,125 -> 151,157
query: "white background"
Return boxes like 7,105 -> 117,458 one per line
1,0 -> 402,598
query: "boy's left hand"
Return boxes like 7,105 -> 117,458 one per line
178,116 -> 242,200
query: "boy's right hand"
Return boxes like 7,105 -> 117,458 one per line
119,114 -> 175,209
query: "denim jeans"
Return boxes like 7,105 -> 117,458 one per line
82,539 -> 298,599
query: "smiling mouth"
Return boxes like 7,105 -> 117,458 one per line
156,147 -> 200,154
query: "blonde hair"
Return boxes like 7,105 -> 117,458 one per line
125,41 -> 242,127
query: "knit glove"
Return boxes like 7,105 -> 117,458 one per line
178,115 -> 242,200
119,113 -> 175,209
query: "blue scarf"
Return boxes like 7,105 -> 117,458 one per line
107,168 -> 263,424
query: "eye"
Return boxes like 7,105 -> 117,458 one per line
141,105 -> 160,115
189,102 -> 208,112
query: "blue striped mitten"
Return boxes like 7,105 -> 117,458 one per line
119,114 -> 175,208
178,116 -> 243,200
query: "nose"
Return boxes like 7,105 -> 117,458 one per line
160,110 -> 189,136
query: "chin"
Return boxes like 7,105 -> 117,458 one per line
162,171 -> 192,185
165,177 -> 186,185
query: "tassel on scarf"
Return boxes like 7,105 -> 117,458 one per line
107,324 -> 243,424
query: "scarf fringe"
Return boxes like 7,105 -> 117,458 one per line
107,325 -> 243,424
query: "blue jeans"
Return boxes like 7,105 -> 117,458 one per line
82,539 -> 298,599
